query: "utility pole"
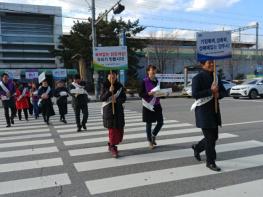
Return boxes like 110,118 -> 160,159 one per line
91,0 -> 99,99
91,0 -> 125,99
256,22 -> 259,57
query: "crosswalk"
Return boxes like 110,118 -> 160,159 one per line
0,102 -> 262,196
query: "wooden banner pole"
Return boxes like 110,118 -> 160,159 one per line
110,70 -> 115,115
213,60 -> 218,114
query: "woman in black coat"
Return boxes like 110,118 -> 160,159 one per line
38,79 -> 55,125
100,71 -> 126,158
139,65 -> 164,149
54,80 -> 68,123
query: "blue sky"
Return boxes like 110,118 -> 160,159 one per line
1,0 -> 263,46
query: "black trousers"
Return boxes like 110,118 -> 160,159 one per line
146,121 -> 163,142
2,100 -> 16,125
28,98 -> 33,115
195,128 -> 219,165
74,104 -> 88,128
18,109 -> 28,120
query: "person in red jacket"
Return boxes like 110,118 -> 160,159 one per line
16,82 -> 30,121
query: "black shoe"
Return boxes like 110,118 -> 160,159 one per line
82,124 -> 87,130
77,127 -> 82,132
6,124 -> 11,128
62,119 -> 67,124
206,163 -> 221,172
192,144 -> 201,162
11,119 -> 14,124
152,136 -> 157,145
46,121 -> 50,125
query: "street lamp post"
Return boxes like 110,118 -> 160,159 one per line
91,0 -> 125,100
91,0 -> 99,99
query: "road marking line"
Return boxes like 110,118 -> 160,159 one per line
0,125 -> 48,131
0,139 -> 54,149
0,158 -> 63,173
69,133 -> 237,156
85,154 -> 263,194
0,129 -> 50,136
64,126 -> 199,145
175,179 -> 263,197
75,140 -> 263,172
224,120 -> 263,126
0,173 -> 71,195
0,133 -> 52,141
0,147 -> 59,159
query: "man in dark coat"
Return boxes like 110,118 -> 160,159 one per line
38,79 -> 55,125
69,74 -> 89,132
191,60 -> 227,172
100,70 -> 126,158
139,65 -> 164,149
0,73 -> 16,127
54,80 -> 68,124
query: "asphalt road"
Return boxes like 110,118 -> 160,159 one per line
0,97 -> 263,197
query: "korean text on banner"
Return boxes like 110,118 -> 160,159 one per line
52,69 -> 67,79
25,72 -> 38,80
5,70 -> 21,80
196,31 -> 232,61
93,46 -> 128,71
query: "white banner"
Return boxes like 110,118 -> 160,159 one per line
25,72 -> 38,79
93,46 -> 128,71
38,72 -> 46,83
52,69 -> 67,79
5,70 -> 21,79
156,74 -> 197,83
196,31 -> 232,61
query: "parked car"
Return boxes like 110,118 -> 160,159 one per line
182,80 -> 235,97
181,82 -> 192,97
221,80 -> 236,95
230,78 -> 263,99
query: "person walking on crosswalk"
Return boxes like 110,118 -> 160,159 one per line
30,81 -> 40,119
69,74 -> 89,132
139,65 -> 164,149
54,80 -> 69,124
38,79 -> 55,125
100,70 -> 126,158
0,73 -> 16,127
191,60 -> 227,172
15,82 -> 30,121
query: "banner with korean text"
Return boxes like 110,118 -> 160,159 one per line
196,31 -> 232,61
93,46 -> 128,71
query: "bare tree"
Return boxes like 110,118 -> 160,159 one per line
149,31 -> 176,73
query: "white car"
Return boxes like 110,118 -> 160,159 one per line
182,80 -> 235,97
230,78 -> 263,99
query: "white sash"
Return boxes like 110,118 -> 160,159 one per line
0,81 -> 11,100
33,90 -> 38,96
142,96 -> 156,112
70,82 -> 88,97
18,88 -> 27,101
59,91 -> 68,97
101,87 -> 123,114
190,96 -> 213,111
38,86 -> 51,106
190,74 -> 218,111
